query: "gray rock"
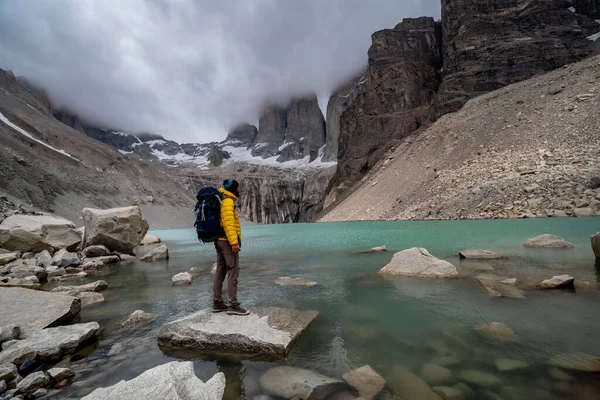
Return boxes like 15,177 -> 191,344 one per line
158,307 -> 318,359
552,210 -> 569,218
499,278 -> 517,285
140,244 -> 169,262
139,235 -> 161,245
457,370 -> 501,387
523,234 -> 574,248
547,353 -> 600,372
458,249 -> 504,260
171,272 -> 192,286
0,347 -> 37,367
51,280 -> 108,294
477,277 -> 524,299
122,310 -> 156,326
591,232 -> 600,258
81,361 -> 225,400
81,245 -> 109,258
0,252 -> 19,266
494,359 -> 529,372
107,343 -> 123,356
0,364 -> 18,382
378,248 -> 458,278
547,367 -> 573,381
11,265 -> 46,280
0,288 -> 80,338
388,365 -> 443,400
16,371 -> 49,395
0,325 -> 21,343
536,275 -> 575,289
2,322 -> 99,361
32,388 -> 48,398
46,266 -> 66,278
225,123 -> 258,147
0,215 -> 81,253
260,367 -> 346,400
574,207 -> 594,217
420,363 -> 455,386
342,365 -> 385,400
0,379 -> 6,395
71,292 -> 104,307
47,368 -> 75,382
52,249 -> 80,268
82,206 -> 149,255
81,255 -> 120,269
274,277 -> 318,287
475,322 -> 517,342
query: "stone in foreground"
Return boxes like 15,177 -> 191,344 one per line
378,248 -> 458,278
536,275 -> 575,289
0,252 -> 19,266
388,366 -> 443,400
82,206 -> 149,255
122,310 -> 156,326
547,353 -> 600,372
0,215 -> 81,253
523,234 -> 574,248
81,361 -> 225,400
140,234 -> 161,245
342,365 -> 385,400
141,244 -> 169,262
0,347 -> 36,367
3,322 -> 99,361
274,277 -> 318,287
260,366 -> 347,400
591,232 -> 600,258
51,280 -> 108,294
475,322 -> 517,342
16,371 -> 49,395
459,250 -> 504,259
158,307 -> 318,359
0,288 -> 80,338
172,272 -> 193,286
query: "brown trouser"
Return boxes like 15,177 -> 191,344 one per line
213,240 -> 240,306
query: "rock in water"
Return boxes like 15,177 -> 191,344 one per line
591,232 -> 600,258
370,246 -> 387,252
548,353 -> 600,372
475,322 -> 517,342
0,215 -> 81,252
274,277 -> 318,287
72,292 -> 104,307
51,280 -> 108,293
260,367 -> 347,400
47,367 -> 75,383
158,308 -> 318,359
2,322 -> 99,361
139,234 -> 161,245
82,206 -> 149,255
81,361 -> 225,400
0,288 -> 80,338
420,363 -> 455,386
536,275 -> 575,289
122,310 -> 156,326
171,272 -> 192,285
458,250 -> 504,259
342,365 -> 385,400
140,244 -> 169,262
523,234 -> 574,248
378,248 -> 458,278
457,370 -> 502,387
388,365 -> 443,400
494,359 -> 529,372
477,278 -> 524,299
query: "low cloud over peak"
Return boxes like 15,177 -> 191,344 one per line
0,0 -> 439,143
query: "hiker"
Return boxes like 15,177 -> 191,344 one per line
212,178 -> 249,316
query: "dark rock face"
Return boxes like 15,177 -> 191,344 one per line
54,109 -> 85,133
334,17 -> 442,186
225,123 -> 258,147
573,0 -> 600,18
252,104 -> 287,158
323,70 -> 370,162
83,127 -> 141,152
207,147 -> 231,167
433,0 -> 598,117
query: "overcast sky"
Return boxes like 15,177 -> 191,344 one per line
0,0 -> 439,143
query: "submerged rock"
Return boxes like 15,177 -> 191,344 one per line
140,234 -> 161,245
477,277 -> 524,299
0,215 -> 81,253
34,250 -> 53,268
458,250 -> 504,259
82,206 -> 149,255
47,367 -> 75,383
388,365 -> 443,400
72,292 -> 105,307
536,275 -> 575,289
460,261 -> 494,271
547,353 -> 600,372
342,365 -> 385,400
171,272 -> 192,286
0,288 -> 80,338
378,248 -> 458,278
457,370 -> 502,387
140,244 -> 169,262
122,310 -> 156,327
523,234 -> 574,249
433,386 -> 465,400
158,307 -> 318,359
420,363 -> 455,386
0,363 -> 18,382
260,366 -> 347,400
81,361 -> 225,400
494,359 -> 529,372
274,277 -> 318,287
591,232 -> 600,258
51,280 -> 108,293
475,322 -> 517,342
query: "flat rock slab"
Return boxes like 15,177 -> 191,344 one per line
0,214 -> 81,253
523,234 -> 574,248
342,365 -> 385,400
0,287 -> 81,338
274,277 -> 318,287
388,365 -> 443,400
81,361 -> 225,400
548,353 -> 600,372
261,366 -> 347,400
378,248 -> 458,278
158,307 -> 318,359
536,275 -> 575,289
3,322 -> 99,361
477,278 -> 525,299
459,250 -> 504,259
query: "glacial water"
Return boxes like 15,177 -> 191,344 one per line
47,218 -> 600,399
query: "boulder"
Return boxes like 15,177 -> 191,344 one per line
46,266 -> 66,278
51,280 -> 108,294
47,368 -> 74,383
72,292 -> 105,307
81,245 -> 109,258
0,347 -> 36,368
523,234 -> 574,249
494,359 -> 529,372
34,250 -> 53,268
459,250 -> 504,260
475,322 -> 517,342
52,249 -> 80,268
0,252 -> 19,266
0,363 -> 18,382
370,246 -> 387,252
260,367 -> 347,400
0,215 -> 81,252
274,277 -> 318,287
16,371 -> 49,395
457,370 -> 502,387
499,278 -> 517,285
536,275 -> 575,289
378,248 -> 458,278
140,235 -> 161,245
122,310 -> 156,326
140,244 -> 169,262
0,325 -> 20,343
0,288 -> 80,338
82,206 -> 149,255
342,365 -> 385,400
171,272 -> 192,286
547,353 -> 600,372
81,255 -> 120,269
2,322 -> 99,361
477,278 -> 524,299
0,379 -> 6,395
574,207 -> 594,217
591,232 -> 600,258
11,265 -> 47,281
420,363 -> 455,386
158,307 -> 318,359
388,365 -> 443,400
81,361 -> 225,400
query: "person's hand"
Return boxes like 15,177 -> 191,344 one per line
232,244 -> 240,253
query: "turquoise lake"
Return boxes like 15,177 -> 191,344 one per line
49,218 -> 600,399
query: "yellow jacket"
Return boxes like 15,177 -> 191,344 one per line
218,188 -> 241,245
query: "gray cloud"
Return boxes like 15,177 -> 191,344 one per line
0,0 -> 440,143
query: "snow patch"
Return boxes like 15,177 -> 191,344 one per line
252,142 -> 269,150
144,139 -> 167,146
588,31 -> 600,41
278,141 -> 295,151
0,112 -> 79,161
568,6 -> 576,12
118,149 -> 133,155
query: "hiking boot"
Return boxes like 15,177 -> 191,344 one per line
212,301 -> 228,313
227,304 -> 250,316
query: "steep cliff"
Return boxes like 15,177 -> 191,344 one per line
53,109 -> 85,133
251,104 -> 287,158
225,123 -> 258,147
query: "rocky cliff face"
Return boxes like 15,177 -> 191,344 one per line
225,123 -> 258,147
53,109 -> 85,133
251,104 -> 287,158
